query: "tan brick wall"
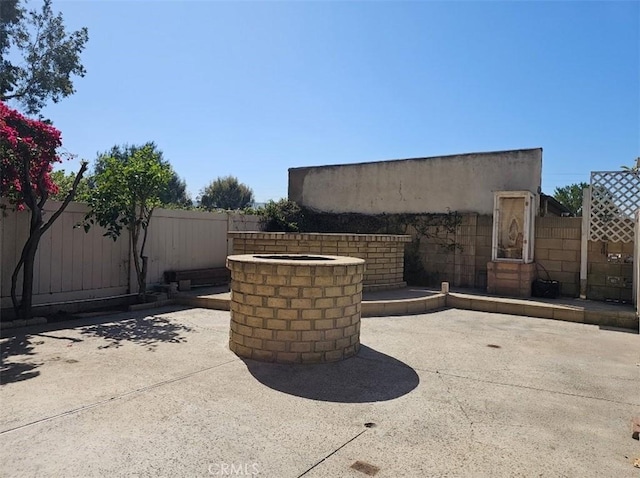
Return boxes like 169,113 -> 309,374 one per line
228,232 -> 410,291
534,217 -> 582,297
420,214 -> 632,300
418,215 -> 588,295
228,220 -> 634,303
410,213 -> 493,289
227,255 -> 365,363
586,240 -> 634,302
534,217 -> 634,300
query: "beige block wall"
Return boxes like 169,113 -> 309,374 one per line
534,217 -> 582,297
411,214 -> 633,300
226,216 -> 631,302
411,213 -> 492,289
534,216 -> 634,300
227,256 -> 364,363
587,240 -> 634,302
475,215 -> 494,288
228,232 -> 411,291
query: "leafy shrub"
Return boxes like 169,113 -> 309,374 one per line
260,199 -> 304,232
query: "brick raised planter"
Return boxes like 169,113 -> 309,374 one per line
226,254 -> 365,363
487,261 -> 536,298
228,232 -> 411,292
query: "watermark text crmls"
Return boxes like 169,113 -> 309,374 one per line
208,463 -> 260,476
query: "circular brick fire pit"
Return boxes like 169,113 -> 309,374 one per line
226,254 -> 365,363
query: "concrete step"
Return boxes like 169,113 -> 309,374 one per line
174,289 -> 638,331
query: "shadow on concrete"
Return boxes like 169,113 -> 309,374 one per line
0,306 -> 196,379
79,314 -> 195,351
242,345 -> 419,403
598,325 -> 639,334
1,334 -> 40,385
363,288 -> 437,301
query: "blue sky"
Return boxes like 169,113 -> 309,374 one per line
29,0 -> 640,203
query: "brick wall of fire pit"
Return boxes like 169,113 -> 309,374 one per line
226,254 -> 365,363
228,232 -> 411,291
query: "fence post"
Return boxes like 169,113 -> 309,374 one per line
634,210 -> 639,321
227,213 -> 233,257
579,186 -> 590,299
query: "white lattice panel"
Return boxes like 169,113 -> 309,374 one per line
589,171 -> 640,242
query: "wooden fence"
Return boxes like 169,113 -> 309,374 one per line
1,201 -> 260,309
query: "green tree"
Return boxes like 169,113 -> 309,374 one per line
199,176 -> 254,210
621,157 -> 640,172
161,173 -> 192,208
93,143 -> 192,208
50,169 -> 90,202
553,182 -> 589,216
0,0 -> 89,115
84,144 -> 171,299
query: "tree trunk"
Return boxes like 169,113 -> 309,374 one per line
130,227 -> 146,301
139,255 -> 148,302
132,208 -> 153,302
11,230 -> 43,321
18,239 -> 40,320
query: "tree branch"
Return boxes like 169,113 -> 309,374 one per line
19,143 -> 38,221
0,92 -> 25,101
139,206 -> 154,260
41,161 -> 88,234
7,12 -> 45,106
36,168 -> 49,210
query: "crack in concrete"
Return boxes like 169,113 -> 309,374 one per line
0,359 -> 239,435
296,428 -> 369,477
398,181 -> 405,202
437,373 -> 476,447
415,367 -> 640,407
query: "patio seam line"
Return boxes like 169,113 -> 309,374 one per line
412,368 -> 640,408
296,429 -> 369,478
0,358 -> 238,435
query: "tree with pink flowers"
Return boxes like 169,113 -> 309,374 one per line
0,101 -> 87,320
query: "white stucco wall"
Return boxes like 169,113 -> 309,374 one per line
288,149 -> 542,215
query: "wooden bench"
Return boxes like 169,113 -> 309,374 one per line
164,267 -> 230,291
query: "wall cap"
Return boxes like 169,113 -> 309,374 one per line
228,231 -> 412,242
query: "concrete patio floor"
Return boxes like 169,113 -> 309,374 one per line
1,306 -> 639,477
